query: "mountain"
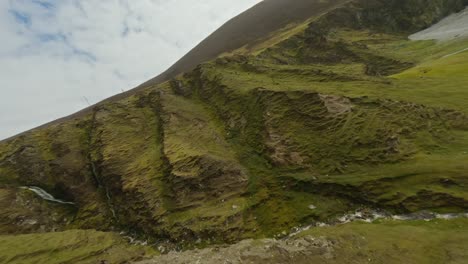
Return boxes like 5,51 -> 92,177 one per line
141,0 -> 348,87
1,0 -> 468,263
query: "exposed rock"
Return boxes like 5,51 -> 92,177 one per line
135,236 -> 334,264
319,94 -> 353,115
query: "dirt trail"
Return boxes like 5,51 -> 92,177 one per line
442,47 -> 468,58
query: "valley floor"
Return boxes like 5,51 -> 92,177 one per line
0,216 -> 467,264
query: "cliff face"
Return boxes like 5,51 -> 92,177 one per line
1,0 -> 468,251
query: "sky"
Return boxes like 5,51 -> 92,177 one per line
0,0 -> 261,140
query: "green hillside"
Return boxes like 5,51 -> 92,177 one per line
1,0 -> 468,262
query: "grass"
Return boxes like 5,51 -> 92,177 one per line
251,190 -> 352,237
190,24 -> 468,216
205,35 -> 468,112
161,89 -> 238,161
0,229 -> 155,264
0,2 -> 467,253
391,48 -> 468,111
163,24 -> 468,237
296,218 -> 468,264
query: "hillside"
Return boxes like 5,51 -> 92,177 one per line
1,0 -> 468,263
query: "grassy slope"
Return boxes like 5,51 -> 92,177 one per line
197,29 -> 468,215
0,0 -> 467,258
208,36 -> 468,111
138,218 -> 468,263
296,218 -> 468,264
0,229 -> 154,264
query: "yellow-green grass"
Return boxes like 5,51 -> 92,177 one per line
0,230 -> 155,264
296,218 -> 468,264
204,37 -> 468,113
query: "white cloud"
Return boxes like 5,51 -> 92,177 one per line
0,0 -> 261,139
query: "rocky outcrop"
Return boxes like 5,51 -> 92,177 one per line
136,236 -> 335,264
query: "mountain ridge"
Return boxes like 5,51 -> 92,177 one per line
5,0 -> 466,142
1,0 -> 468,262
1,0 -> 349,142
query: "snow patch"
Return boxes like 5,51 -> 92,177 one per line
410,7 -> 468,41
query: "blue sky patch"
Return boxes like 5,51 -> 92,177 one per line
32,0 -> 55,10
9,9 -> 31,27
38,33 -> 66,42
71,48 -> 97,63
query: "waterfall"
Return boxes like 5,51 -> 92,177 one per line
20,186 -> 75,205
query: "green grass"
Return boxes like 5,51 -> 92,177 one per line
204,35 -> 468,112
0,230 -> 154,264
0,3 -> 467,252
296,218 -> 468,264
174,25 -> 468,235
191,25 -> 468,216
391,49 -> 468,111
251,190 -> 352,237
162,89 -> 238,161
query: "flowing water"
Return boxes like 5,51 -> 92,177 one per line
20,186 -> 75,205
287,209 -> 468,238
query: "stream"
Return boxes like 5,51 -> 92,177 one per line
17,186 -> 468,248
287,209 -> 468,238
20,186 -> 75,205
